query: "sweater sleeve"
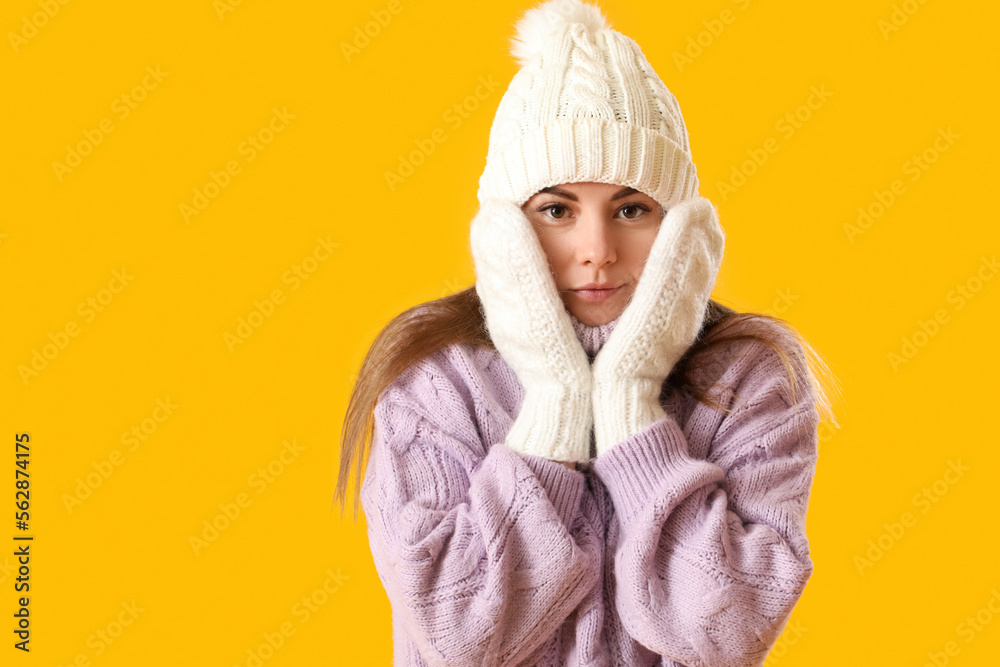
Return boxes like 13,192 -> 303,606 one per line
590,334 -> 820,667
360,355 -> 603,667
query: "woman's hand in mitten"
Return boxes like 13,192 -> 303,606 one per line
470,199 -> 594,464
590,197 -> 725,457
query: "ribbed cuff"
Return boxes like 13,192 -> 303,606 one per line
505,385 -> 593,463
478,117 -> 699,208
591,416 -> 725,526
518,450 -> 587,528
592,376 -> 666,457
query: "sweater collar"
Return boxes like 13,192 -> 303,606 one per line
568,311 -> 622,359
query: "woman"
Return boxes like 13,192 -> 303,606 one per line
335,1 -> 838,665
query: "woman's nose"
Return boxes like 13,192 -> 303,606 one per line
574,212 -> 616,267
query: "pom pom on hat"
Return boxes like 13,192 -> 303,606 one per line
510,0 -> 609,66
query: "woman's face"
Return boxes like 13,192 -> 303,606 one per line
521,181 -> 664,326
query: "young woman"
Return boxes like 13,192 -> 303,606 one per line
335,1 -> 838,665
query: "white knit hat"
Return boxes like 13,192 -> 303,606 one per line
477,0 -> 700,209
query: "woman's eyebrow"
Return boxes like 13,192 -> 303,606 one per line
610,187 -> 640,200
538,186 -> 577,200
537,186 -> 640,201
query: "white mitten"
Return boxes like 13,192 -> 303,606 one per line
470,198 -> 593,463
591,197 -> 725,457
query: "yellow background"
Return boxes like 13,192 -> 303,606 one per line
2,0 -> 998,664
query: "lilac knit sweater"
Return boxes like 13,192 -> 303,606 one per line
361,311 -> 820,667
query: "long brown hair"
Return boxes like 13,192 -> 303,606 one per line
333,286 -> 840,520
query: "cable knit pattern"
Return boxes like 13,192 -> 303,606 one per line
361,315 -> 821,667
470,199 -> 596,463
566,25 -> 615,121
477,2 -> 700,208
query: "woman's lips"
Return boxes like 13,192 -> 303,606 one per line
572,286 -> 622,302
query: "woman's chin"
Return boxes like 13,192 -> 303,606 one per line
567,301 -> 625,327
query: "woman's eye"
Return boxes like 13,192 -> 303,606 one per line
620,204 -> 647,219
541,204 -> 568,219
